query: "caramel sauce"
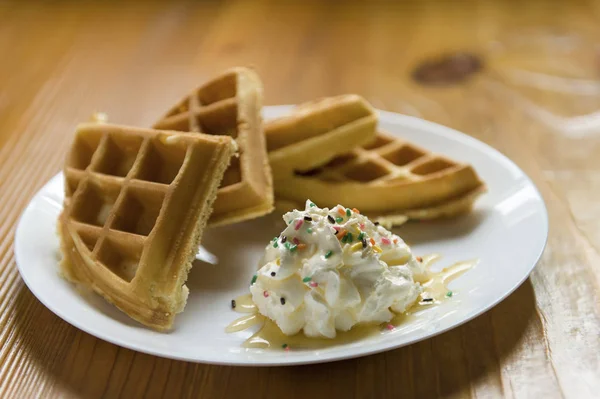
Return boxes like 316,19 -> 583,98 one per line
231,294 -> 257,313
226,255 -> 478,350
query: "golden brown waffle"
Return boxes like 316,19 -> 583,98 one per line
273,131 -> 486,225
153,67 -> 273,226
266,94 -> 377,180
59,123 -> 237,331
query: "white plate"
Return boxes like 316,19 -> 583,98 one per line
14,107 -> 548,366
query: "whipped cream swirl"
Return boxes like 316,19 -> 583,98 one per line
249,200 -> 426,338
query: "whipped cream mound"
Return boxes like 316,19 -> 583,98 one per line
249,200 -> 427,339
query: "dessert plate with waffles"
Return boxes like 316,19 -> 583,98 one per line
14,68 -> 548,366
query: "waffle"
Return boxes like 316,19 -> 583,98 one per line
59,123 -> 237,331
153,67 -> 273,226
266,94 -> 377,180
273,131 -> 486,225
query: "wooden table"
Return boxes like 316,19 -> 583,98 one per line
1,1 -> 598,397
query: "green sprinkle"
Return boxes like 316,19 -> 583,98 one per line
346,208 -> 351,217
307,227 -> 313,234
309,202 -> 316,207
251,274 -> 257,285
346,232 -> 353,243
324,250 -> 333,259
289,244 -> 297,253
335,217 -> 344,223
284,242 -> 291,250
446,291 -> 453,297
282,343 -> 288,349
357,232 -> 365,241
273,242 -> 278,248
272,237 -> 278,242
302,276 -> 312,283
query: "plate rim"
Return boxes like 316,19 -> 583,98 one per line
14,107 -> 549,366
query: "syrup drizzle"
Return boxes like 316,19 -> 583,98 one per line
226,255 -> 478,350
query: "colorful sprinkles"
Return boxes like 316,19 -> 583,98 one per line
309,281 -> 318,288
381,237 -> 391,245
446,291 -> 453,297
304,216 -> 313,221
335,217 -> 344,223
294,220 -> 303,230
251,274 -> 257,285
345,208 -> 351,217
342,232 -> 353,244
386,324 -> 395,331
231,299 -> 236,309
324,250 -> 333,259
263,290 -> 269,298
327,215 -> 335,224
302,276 -> 312,283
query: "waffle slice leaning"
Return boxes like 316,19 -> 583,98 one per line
266,94 -> 377,180
154,67 -> 273,226
273,131 -> 486,226
59,123 -> 237,331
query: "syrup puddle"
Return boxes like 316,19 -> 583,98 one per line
226,255 -> 477,350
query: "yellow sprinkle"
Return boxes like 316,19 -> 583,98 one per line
373,245 -> 383,253
350,242 -> 363,251
276,258 -> 281,265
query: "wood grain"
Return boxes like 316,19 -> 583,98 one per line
1,0 -> 599,397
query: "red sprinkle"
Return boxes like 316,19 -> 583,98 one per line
263,291 -> 269,297
386,324 -> 395,331
309,281 -> 318,288
370,238 -> 376,246
333,226 -> 340,233
381,237 -> 391,245
284,346 -> 290,352
293,237 -> 300,245
393,238 -> 398,244
294,220 -> 303,230
416,256 -> 423,262
359,223 -> 365,230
